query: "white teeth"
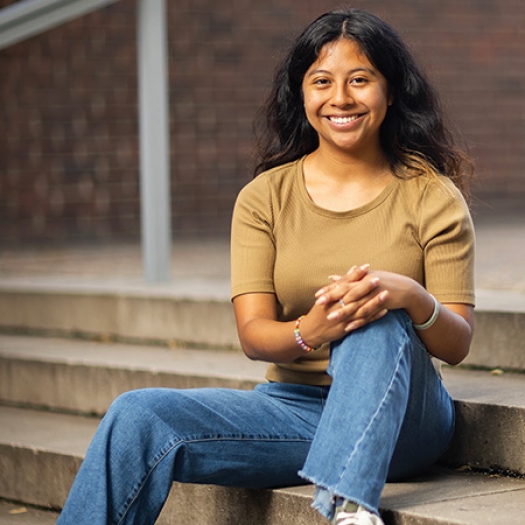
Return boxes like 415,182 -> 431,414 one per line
330,115 -> 360,124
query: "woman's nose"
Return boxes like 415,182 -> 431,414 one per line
331,83 -> 354,106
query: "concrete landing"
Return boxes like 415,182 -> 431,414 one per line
1,216 -> 525,292
0,500 -> 58,525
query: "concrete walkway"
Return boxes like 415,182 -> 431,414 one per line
0,214 -> 525,284
1,216 -> 524,298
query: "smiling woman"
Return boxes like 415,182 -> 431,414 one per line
55,9 -> 476,525
302,40 -> 392,160
301,39 -> 393,211
232,8 -> 475,524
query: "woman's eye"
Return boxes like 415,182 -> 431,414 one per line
351,77 -> 368,85
313,78 -> 330,85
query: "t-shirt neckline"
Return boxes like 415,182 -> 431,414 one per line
296,155 -> 399,218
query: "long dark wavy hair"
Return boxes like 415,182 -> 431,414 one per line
253,8 -> 473,198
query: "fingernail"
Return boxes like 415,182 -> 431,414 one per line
346,265 -> 357,274
315,288 -> 325,297
344,321 -> 358,332
360,264 -> 370,272
329,275 -> 341,282
316,296 -> 327,305
327,311 -> 339,320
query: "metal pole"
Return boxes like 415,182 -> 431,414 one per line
137,0 -> 171,282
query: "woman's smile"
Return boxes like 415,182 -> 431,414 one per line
327,113 -> 365,127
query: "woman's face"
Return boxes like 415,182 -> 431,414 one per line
302,38 -> 392,158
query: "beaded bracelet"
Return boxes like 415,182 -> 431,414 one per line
294,315 -> 315,353
413,295 -> 441,330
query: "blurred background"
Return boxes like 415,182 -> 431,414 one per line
1,0 -> 524,248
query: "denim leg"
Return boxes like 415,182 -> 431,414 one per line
299,310 -> 455,520
57,382 -> 326,525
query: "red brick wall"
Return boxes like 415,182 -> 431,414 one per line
1,0 -> 140,243
1,0 -> 524,244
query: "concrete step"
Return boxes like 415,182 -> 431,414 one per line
0,277 -> 238,349
1,278 -> 525,370
1,334 -> 525,476
1,405 -> 525,525
160,469 -> 525,525
439,368 -> 525,475
0,334 -> 267,415
471,289 -> 525,371
0,499 -> 58,525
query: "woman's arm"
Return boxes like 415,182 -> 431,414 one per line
233,265 -> 388,363
315,270 -> 474,365
232,293 -> 303,363
234,266 -> 473,365
397,283 -> 474,365
415,300 -> 474,365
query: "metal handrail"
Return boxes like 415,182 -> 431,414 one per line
0,0 -> 118,49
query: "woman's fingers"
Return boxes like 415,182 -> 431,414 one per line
317,275 -> 379,307
349,290 -> 389,319
327,288 -> 387,321
312,264 -> 386,336
347,263 -> 370,277
315,264 -> 370,299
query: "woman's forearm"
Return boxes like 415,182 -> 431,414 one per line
405,289 -> 474,365
237,316 -> 309,363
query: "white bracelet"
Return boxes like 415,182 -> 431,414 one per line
413,295 -> 441,330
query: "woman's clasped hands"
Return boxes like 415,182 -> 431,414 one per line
306,264 -> 390,345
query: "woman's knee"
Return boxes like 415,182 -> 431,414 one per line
331,310 -> 412,353
107,388 -> 154,416
328,310 -> 415,377
371,308 -> 412,333
102,389 -> 170,439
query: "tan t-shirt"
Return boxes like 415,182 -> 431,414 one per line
231,156 -> 475,385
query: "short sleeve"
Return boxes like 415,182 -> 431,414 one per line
230,176 -> 277,300
418,178 -> 475,306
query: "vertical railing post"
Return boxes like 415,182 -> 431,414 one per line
137,0 -> 171,282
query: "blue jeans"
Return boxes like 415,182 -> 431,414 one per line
57,310 -> 454,524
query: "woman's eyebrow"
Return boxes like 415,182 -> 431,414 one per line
305,67 -> 377,78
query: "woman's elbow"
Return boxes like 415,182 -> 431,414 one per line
241,344 -> 260,361
442,329 -> 474,366
443,346 -> 470,366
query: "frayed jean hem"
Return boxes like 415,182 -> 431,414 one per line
298,471 -> 376,521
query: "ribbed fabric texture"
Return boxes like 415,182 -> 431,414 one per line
231,157 -> 475,385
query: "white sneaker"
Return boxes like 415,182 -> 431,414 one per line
331,500 -> 385,525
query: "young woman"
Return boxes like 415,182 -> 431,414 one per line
57,8 -> 475,525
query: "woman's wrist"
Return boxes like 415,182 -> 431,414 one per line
413,295 -> 440,330
293,315 -> 320,353
407,287 -> 439,328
